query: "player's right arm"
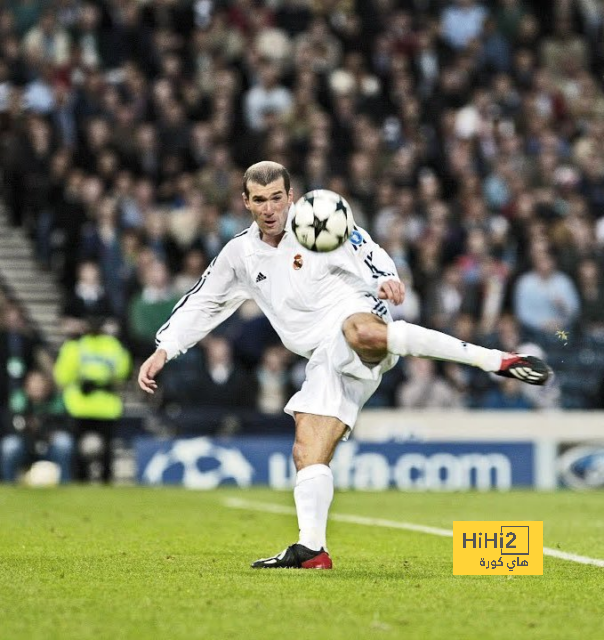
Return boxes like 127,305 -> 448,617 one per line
138,349 -> 167,394
138,242 -> 249,393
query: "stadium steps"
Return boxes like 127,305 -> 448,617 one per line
0,203 -> 150,419
0,208 -> 64,351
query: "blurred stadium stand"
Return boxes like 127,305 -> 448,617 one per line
1,0 -> 604,483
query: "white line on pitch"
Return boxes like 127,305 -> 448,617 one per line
224,497 -> 604,569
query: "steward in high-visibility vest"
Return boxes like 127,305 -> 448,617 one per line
54,331 -> 131,419
53,319 -> 131,482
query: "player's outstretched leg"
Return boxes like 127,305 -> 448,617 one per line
342,314 -> 551,386
386,321 -> 551,385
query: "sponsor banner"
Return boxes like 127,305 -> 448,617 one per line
557,442 -> 604,489
354,411 -> 604,442
135,437 -> 534,491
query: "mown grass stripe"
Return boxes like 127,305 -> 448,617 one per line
224,497 -> 604,568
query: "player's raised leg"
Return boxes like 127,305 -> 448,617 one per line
251,413 -> 343,569
342,313 -> 551,385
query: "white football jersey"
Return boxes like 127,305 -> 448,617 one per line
155,208 -> 400,361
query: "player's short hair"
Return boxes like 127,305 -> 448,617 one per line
242,161 -> 290,197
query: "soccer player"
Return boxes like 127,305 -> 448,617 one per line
138,161 -> 550,569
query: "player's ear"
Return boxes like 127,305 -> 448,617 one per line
288,188 -> 294,204
242,192 -> 250,210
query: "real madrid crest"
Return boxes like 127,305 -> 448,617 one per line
293,253 -> 303,270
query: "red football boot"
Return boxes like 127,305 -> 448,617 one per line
496,353 -> 551,385
251,544 -> 333,569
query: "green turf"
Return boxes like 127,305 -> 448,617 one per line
1,487 -> 603,640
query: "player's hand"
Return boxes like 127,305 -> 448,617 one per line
378,279 -> 405,305
138,349 -> 168,394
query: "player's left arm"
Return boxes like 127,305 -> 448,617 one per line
348,226 -> 405,305
377,277 -> 405,305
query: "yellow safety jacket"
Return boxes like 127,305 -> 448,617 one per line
54,334 -> 131,419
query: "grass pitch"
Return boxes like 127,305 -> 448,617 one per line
1,487 -> 603,640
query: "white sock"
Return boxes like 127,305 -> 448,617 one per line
387,321 -> 503,372
294,464 -> 333,551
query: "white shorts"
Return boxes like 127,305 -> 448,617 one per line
284,325 -> 399,438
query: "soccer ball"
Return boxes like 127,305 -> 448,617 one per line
24,461 -> 61,487
292,189 -> 354,252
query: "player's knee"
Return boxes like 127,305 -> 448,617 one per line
343,317 -> 385,352
292,439 -> 310,470
292,437 -> 326,471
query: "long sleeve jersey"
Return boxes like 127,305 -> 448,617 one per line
156,209 -> 400,361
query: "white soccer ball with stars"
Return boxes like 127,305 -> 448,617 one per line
292,189 -> 354,252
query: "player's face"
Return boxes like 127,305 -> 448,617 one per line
243,178 -> 293,245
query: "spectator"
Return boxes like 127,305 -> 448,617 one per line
11,0 -> 43,37
168,188 -> 204,252
51,168 -> 87,286
19,117 -> 54,264
62,261 -> 113,337
441,0 -> 488,51
197,146 -> 235,209
413,25 -> 444,99
541,16 -> 588,81
141,211 -> 182,274
22,10 -> 70,66
244,62 -> 293,132
23,62 -> 56,115
1,370 -> 72,483
72,3 -> 102,69
576,258 -> 604,337
426,264 -> 466,331
174,248 -> 207,296
128,260 -> 179,357
396,357 -> 463,409
79,198 -> 123,308
480,17 -> 512,74
480,378 -> 534,409
220,192 -> 252,242
0,57 -> 12,113
0,303 -> 43,416
513,250 -> 581,333
162,337 -> 255,409
257,346 -> 293,414
294,17 -> 342,74
495,0 -> 527,43
130,124 -> 162,183
157,100 -> 190,159
491,313 -> 523,353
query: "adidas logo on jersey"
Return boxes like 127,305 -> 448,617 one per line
255,272 -> 267,283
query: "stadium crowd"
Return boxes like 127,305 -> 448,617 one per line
1,0 -> 604,441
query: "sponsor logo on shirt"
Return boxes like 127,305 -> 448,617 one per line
293,254 -> 303,270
